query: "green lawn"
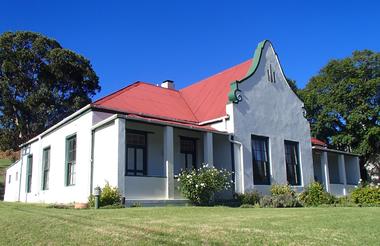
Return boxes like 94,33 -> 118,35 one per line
0,203 -> 379,245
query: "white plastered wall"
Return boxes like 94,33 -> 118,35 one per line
15,110 -> 93,204
4,160 -> 21,202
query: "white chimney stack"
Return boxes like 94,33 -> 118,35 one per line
161,80 -> 175,89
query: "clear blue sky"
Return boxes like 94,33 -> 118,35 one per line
1,0 -> 379,100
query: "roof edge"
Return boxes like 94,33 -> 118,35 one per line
228,40 -> 269,103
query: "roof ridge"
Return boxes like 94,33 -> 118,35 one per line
138,81 -> 180,92
180,59 -> 251,92
93,81 -> 142,105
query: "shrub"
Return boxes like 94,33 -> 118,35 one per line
260,194 -> 300,208
178,164 -> 233,206
350,185 -> 380,205
298,182 -> 333,206
258,184 -> 300,208
88,183 -> 121,208
259,195 -> 273,208
236,190 -> 262,205
270,184 -> 295,196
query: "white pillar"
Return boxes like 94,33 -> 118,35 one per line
203,132 -> 213,167
321,151 -> 330,192
338,154 -> 347,195
116,118 -> 126,196
164,126 -> 174,199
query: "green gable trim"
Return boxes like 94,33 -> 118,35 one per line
228,40 -> 270,103
227,81 -> 240,103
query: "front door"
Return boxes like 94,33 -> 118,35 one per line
179,137 -> 196,172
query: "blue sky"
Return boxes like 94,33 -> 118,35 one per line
1,0 -> 379,99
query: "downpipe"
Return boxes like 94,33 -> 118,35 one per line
228,135 -> 244,194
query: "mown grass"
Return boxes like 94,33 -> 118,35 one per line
0,202 -> 379,245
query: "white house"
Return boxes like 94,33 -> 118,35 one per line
4,40 -> 361,205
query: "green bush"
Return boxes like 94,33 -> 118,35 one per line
260,194 -> 300,208
351,185 -> 380,205
259,195 -> 273,208
298,182 -> 334,206
178,164 -> 233,206
270,184 -> 295,196
236,190 -> 262,205
88,183 -> 121,208
258,184 -> 300,208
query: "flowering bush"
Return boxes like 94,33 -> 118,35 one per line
178,164 -> 233,206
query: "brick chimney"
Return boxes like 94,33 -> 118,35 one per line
161,80 -> 174,89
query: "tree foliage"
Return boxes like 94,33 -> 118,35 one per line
0,31 -> 100,150
300,50 -> 380,163
286,78 -> 299,94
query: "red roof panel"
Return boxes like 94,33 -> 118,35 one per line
94,82 -> 198,123
180,60 -> 252,122
93,60 -> 252,126
311,138 -> 327,147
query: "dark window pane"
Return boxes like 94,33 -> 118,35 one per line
125,132 -> 146,176
284,141 -> 301,185
126,133 -> 145,146
66,136 -> 76,185
252,136 -> 270,185
136,148 -> 144,171
180,138 -> 195,153
127,147 -> 135,170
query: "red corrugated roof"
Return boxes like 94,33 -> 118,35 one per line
180,60 -> 252,122
93,82 -> 199,123
93,60 -> 252,125
311,138 -> 327,147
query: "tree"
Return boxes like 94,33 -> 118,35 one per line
300,50 -> 380,182
0,31 -> 100,150
286,78 -> 298,94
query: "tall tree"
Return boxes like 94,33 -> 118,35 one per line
300,50 -> 380,181
0,31 -> 100,150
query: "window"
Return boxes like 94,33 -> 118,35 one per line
66,135 -> 76,186
126,131 -> 147,176
42,147 -> 50,190
26,155 -> 33,193
180,137 -> 196,172
8,175 -> 11,184
16,172 -> 18,181
252,136 -> 271,185
284,141 -> 301,185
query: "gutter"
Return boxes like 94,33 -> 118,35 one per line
198,115 -> 229,126
312,146 -> 361,157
